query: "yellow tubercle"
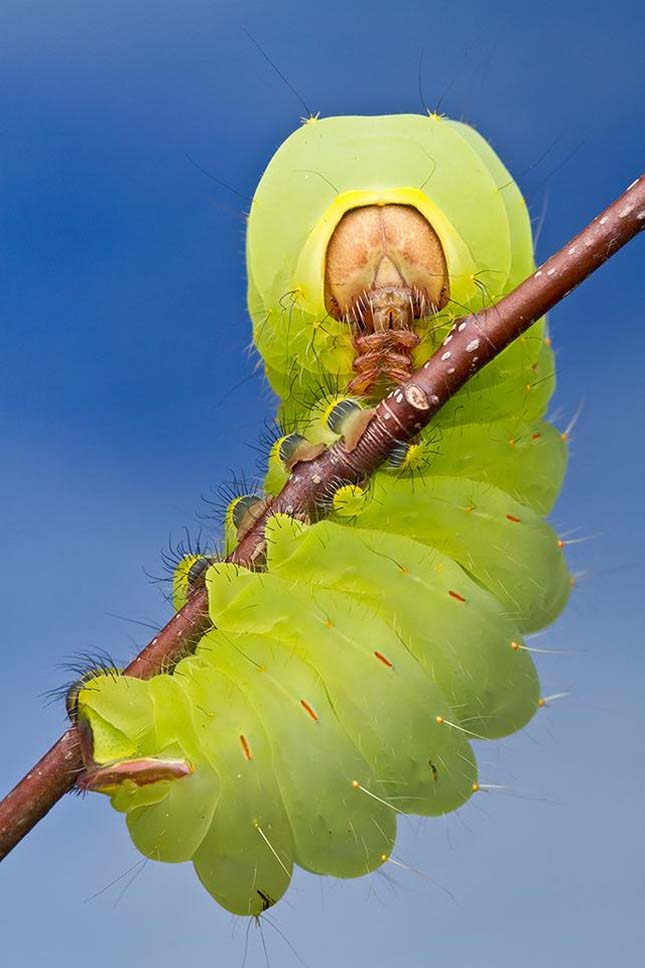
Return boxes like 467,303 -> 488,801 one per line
331,484 -> 370,518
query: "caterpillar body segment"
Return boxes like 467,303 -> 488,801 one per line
264,515 -> 541,739
76,113 -> 571,916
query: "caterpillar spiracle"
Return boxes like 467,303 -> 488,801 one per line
74,114 -> 570,917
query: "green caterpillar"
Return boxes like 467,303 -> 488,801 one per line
75,114 -> 570,917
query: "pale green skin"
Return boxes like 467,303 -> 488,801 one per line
78,114 -> 570,917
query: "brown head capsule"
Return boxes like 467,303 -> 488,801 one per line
324,204 -> 449,395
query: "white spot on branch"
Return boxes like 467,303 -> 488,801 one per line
404,384 -> 430,410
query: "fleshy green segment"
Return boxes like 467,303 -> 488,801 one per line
177,663 -> 294,915
204,564 -> 477,817
199,633 -> 395,877
352,475 -> 569,633
76,113 -> 572,917
265,516 -> 540,739
423,418 -> 566,516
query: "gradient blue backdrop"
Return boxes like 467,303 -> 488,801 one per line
1,1 -> 644,965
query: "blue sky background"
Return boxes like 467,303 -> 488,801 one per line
1,1 -> 644,965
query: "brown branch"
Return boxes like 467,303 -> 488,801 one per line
1,174 -> 643,864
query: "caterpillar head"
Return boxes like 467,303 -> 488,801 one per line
247,114 -> 534,420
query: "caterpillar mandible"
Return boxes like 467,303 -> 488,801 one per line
74,114 -> 570,917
